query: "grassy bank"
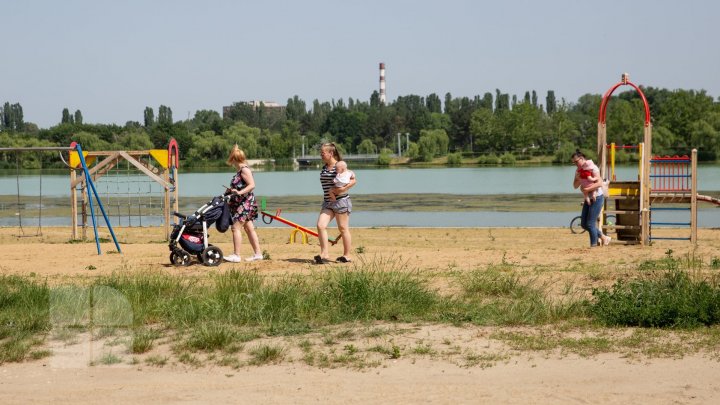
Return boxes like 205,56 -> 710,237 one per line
3,253 -> 720,368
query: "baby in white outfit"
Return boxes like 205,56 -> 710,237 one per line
329,161 -> 353,201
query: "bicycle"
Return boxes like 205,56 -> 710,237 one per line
570,214 -> 616,234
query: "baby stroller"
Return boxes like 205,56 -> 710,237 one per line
169,195 -> 231,266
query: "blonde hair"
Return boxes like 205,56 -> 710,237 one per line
227,144 -> 247,166
320,142 -> 342,161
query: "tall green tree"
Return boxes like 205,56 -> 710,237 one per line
426,93 -> 442,113
416,129 -> 449,161
74,110 -> 83,125
144,107 -> 154,127
322,107 -> 367,152
2,102 -> 24,131
546,90 -> 557,115
480,92 -> 493,110
469,108 -> 497,152
61,108 -> 71,124
495,89 -> 510,113
192,110 -> 223,134
158,105 -> 173,127
447,96 -> 478,150
369,91 -> 381,108
286,95 -> 307,123
281,119 -> 302,157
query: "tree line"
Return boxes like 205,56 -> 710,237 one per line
1,86 -> 719,169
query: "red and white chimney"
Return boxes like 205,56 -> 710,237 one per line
379,62 -> 386,104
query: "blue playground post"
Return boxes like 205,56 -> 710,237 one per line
75,144 -> 122,255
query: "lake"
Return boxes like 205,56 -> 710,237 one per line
2,166 -> 719,227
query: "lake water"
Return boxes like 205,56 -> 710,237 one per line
2,166 -> 719,227
5,165 -> 720,197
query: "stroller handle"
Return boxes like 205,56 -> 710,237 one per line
173,212 -> 187,220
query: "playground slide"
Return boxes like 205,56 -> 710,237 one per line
697,194 -> 720,206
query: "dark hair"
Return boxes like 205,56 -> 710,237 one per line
571,149 -> 586,161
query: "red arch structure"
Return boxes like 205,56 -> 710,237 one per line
596,73 -> 653,180
598,74 -> 651,127
168,138 -> 180,169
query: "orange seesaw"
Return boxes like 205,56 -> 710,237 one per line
260,198 -> 341,245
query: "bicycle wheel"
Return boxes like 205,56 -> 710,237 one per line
570,216 -> 585,234
605,214 -> 616,226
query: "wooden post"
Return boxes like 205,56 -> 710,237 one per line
597,123 -> 607,180
81,182 -> 88,240
71,169 -> 78,239
163,168 -> 170,239
171,159 -> 179,226
642,124 -> 653,246
691,149 -> 698,244
639,143 -> 648,245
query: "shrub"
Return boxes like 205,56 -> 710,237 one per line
377,151 -> 392,166
446,152 -> 462,166
499,153 -> 516,165
591,270 -> 720,328
477,154 -> 500,165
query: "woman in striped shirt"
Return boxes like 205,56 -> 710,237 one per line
315,142 -> 356,264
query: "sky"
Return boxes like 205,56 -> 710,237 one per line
3,0 -> 719,129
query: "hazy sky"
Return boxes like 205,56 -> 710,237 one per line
4,0 -> 719,129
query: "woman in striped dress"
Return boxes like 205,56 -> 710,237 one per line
314,142 -> 356,264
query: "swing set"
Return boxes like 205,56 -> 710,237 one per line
1,144 -> 121,254
1,147 -> 51,237
0,139 -> 180,253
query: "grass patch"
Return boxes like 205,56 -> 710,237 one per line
3,255 -> 720,368
185,323 -> 238,351
248,344 -> 284,365
591,270 -> 720,328
130,328 -> 161,354
145,355 -> 169,367
95,351 -> 122,366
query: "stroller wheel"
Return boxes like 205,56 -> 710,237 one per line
201,245 -> 223,266
170,250 -> 191,266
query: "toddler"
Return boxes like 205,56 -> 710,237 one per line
329,161 -> 354,201
578,166 -> 599,205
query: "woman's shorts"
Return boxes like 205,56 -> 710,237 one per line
322,197 -> 352,214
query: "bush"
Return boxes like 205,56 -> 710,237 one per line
377,151 -> 392,166
591,270 -> 720,328
406,142 -> 419,159
477,154 -> 500,165
499,153 -> 516,165
446,152 -> 462,166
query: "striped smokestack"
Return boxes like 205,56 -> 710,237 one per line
379,62 -> 386,104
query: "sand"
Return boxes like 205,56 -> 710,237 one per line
2,226 -> 720,404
